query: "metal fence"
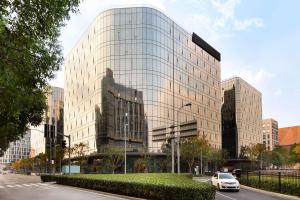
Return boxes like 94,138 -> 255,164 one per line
238,170 -> 300,197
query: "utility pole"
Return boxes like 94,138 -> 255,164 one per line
124,113 -> 128,174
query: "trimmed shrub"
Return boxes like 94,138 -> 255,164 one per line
41,174 -> 215,200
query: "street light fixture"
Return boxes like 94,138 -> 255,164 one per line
177,102 -> 192,174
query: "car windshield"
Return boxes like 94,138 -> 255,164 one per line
219,173 -> 234,179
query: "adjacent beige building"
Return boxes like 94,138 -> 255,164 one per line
64,6 -> 222,153
221,77 -> 262,158
262,118 -> 278,151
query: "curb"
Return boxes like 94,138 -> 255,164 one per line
241,185 -> 300,200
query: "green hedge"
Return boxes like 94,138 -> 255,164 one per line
241,175 -> 300,197
41,174 -> 215,200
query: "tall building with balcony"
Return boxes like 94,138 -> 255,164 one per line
30,86 -> 64,157
64,6 -> 222,153
221,77 -> 262,158
262,118 -> 278,150
0,132 -> 31,168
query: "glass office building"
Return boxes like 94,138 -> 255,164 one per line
64,7 -> 222,153
30,86 -> 64,157
0,132 -> 30,167
221,77 -> 262,158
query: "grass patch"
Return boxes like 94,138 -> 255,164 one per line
41,173 -> 215,200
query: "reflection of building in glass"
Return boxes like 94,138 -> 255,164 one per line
30,86 -> 64,157
221,77 -> 262,158
64,7 -> 222,153
0,132 -> 30,167
96,68 -> 148,151
262,118 -> 278,151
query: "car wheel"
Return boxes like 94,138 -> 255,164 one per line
217,183 -> 221,191
235,189 -> 240,192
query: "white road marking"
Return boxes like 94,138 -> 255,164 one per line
7,185 -> 14,188
0,186 -> 5,189
23,184 -> 31,186
15,184 -> 23,187
38,183 -> 48,186
29,184 -> 39,187
216,192 -> 237,200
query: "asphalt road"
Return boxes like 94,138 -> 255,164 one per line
194,177 -> 297,200
215,188 -> 290,200
0,174 -> 139,200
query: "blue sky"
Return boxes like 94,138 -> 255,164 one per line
50,0 -> 300,128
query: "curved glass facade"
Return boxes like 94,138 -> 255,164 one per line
64,7 -> 221,153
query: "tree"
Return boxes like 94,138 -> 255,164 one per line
181,136 -> 210,173
160,142 -> 172,172
134,158 -> 146,173
239,145 -> 250,159
253,143 -> 266,169
208,149 -> 228,171
55,146 -> 66,173
0,0 -> 81,156
103,146 -> 124,174
289,144 -> 300,166
71,142 -> 89,171
293,143 -> 300,156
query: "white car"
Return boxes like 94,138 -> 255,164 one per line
211,172 -> 240,192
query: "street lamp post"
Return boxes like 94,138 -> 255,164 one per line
177,103 -> 192,174
124,113 -> 128,174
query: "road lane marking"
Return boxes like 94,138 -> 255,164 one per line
30,184 -> 39,187
38,183 -> 48,186
15,184 -> 23,187
216,192 -> 237,200
7,185 -> 14,188
23,184 -> 31,186
0,186 -> 5,189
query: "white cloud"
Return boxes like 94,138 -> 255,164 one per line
222,61 -> 275,89
233,18 -> 264,31
186,0 -> 263,42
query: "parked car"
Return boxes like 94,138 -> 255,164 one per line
211,172 -> 240,192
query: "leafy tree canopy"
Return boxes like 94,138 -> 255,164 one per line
0,0 -> 81,156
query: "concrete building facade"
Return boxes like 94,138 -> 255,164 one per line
262,118 -> 278,150
64,6 -> 222,153
221,77 -> 262,158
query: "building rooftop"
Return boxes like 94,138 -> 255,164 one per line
279,126 -> 300,146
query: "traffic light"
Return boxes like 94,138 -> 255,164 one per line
44,124 -> 49,138
62,140 -> 67,148
50,125 -> 55,139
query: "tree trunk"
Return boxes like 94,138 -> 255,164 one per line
188,162 -> 192,174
